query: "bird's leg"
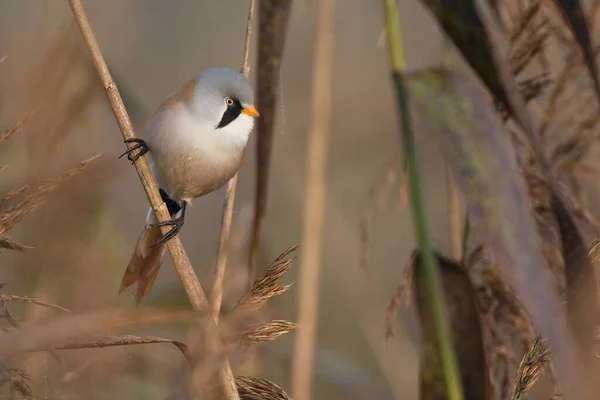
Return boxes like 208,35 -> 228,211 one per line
119,138 -> 150,164
150,191 -> 186,246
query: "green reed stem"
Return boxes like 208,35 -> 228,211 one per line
382,1 -> 465,399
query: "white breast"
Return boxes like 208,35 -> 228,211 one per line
144,104 -> 254,201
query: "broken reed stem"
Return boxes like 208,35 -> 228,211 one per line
291,0 -> 335,399
66,1 -> 239,399
382,0 -> 465,399
211,0 -> 257,324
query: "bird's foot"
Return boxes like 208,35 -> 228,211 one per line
119,138 -> 149,164
150,216 -> 185,246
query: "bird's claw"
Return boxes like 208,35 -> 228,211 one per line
150,216 -> 185,246
119,138 -> 149,164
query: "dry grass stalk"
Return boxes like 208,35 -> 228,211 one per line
0,155 -> 99,236
236,244 -> 299,312
0,112 -> 38,147
510,335 -> 551,400
239,320 -> 297,344
0,294 -> 71,313
291,0 -> 336,397
211,0 -> 257,324
49,334 -> 191,360
66,1 -> 240,398
236,376 -> 291,400
0,307 -> 193,358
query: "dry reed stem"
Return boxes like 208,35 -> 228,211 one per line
291,0 -> 336,398
239,320 -> 297,344
0,295 -> 71,313
236,376 -> 291,400
65,1 -> 240,398
0,308 -> 193,358
48,334 -> 191,360
0,112 -> 38,147
211,0 -> 257,324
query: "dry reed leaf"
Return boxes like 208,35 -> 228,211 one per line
0,294 -> 70,313
249,0 -> 294,285
418,0 -> 512,116
511,335 -> 551,400
236,376 -> 290,400
50,334 -> 191,361
0,112 -> 38,147
0,307 -> 194,358
236,244 -> 300,311
412,250 -> 492,399
239,320 -> 297,344
406,67 -> 588,398
0,154 -> 99,235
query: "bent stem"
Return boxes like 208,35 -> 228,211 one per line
382,0 -> 465,399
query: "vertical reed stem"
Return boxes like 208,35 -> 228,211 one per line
382,0 -> 465,399
291,1 -> 335,399
210,0 -> 257,324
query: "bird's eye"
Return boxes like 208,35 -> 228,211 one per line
225,97 -> 235,106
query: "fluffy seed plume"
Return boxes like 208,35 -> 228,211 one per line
239,320 -> 297,344
236,376 -> 291,400
236,244 -> 300,311
511,335 -> 551,400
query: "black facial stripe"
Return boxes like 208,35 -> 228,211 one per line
216,98 -> 243,129
159,188 -> 182,217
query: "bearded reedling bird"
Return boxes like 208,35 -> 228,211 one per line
118,67 -> 260,303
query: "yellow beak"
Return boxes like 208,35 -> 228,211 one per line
241,106 -> 260,118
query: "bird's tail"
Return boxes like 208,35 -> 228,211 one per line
119,207 -> 167,304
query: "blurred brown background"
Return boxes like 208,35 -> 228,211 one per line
0,1 -> 469,399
